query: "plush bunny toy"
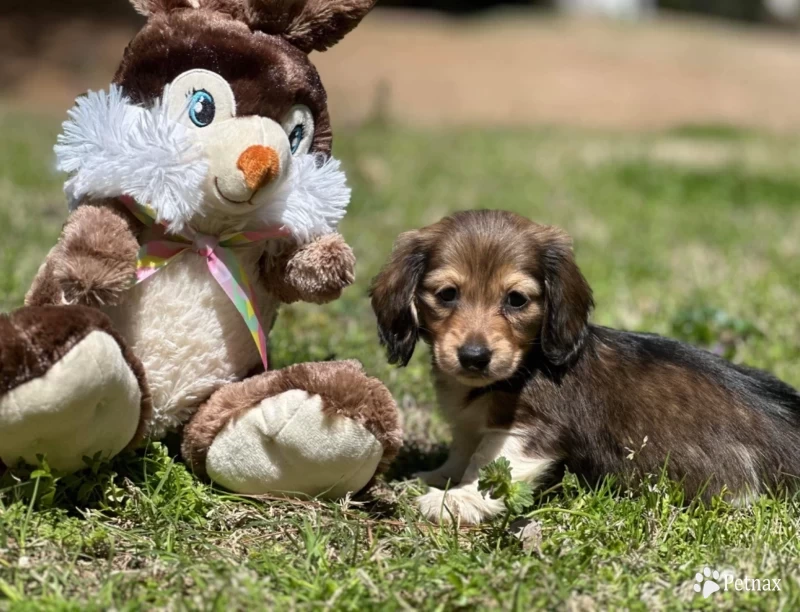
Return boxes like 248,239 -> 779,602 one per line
0,0 -> 402,499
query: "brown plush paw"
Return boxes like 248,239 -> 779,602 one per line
53,254 -> 136,307
183,360 -> 403,482
49,203 -> 140,307
284,234 -> 356,304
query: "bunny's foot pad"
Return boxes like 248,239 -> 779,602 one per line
183,360 -> 403,499
0,306 -> 150,472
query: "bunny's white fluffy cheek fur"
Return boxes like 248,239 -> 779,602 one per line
55,86 -> 208,233
55,82 -> 349,239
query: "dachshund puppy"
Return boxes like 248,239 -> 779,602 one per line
370,210 -> 800,524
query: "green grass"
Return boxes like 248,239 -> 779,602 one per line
1,108 -> 800,610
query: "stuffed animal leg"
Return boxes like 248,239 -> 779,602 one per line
0,203 -> 147,472
0,305 -> 151,471
182,360 -> 402,498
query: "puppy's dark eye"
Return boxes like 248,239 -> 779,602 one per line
436,287 -> 458,305
506,291 -> 529,309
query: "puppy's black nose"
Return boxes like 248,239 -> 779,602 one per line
458,344 -> 493,371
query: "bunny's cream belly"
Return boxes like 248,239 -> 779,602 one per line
103,250 -> 278,440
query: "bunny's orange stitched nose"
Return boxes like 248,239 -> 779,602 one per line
237,145 -> 280,191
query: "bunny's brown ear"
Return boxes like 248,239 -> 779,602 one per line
247,0 -> 376,53
285,0 -> 376,52
130,0 -> 197,16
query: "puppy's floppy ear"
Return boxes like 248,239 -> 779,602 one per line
369,230 -> 429,367
538,227 -> 594,366
246,0 -> 376,53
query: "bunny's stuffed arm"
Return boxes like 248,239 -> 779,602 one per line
26,201 -> 141,308
262,233 -> 356,305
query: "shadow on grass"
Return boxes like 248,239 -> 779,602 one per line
0,437 -> 215,522
384,437 -> 449,483
0,434 -> 448,522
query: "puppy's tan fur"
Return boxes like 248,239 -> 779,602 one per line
417,226 -> 547,387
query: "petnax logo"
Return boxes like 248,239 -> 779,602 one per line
693,567 -> 781,599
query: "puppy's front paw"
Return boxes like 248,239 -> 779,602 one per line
414,468 -> 459,488
417,487 -> 505,525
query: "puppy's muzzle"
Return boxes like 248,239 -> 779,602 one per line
458,343 -> 493,372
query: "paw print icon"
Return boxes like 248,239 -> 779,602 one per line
694,567 -> 721,599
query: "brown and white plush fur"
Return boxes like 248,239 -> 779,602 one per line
370,210 -> 800,524
0,0 -> 402,499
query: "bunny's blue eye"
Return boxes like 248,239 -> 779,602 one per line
188,89 -> 215,127
289,124 -> 304,154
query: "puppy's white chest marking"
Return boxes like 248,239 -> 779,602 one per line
436,379 -> 494,434
103,245 -> 279,439
458,396 -> 494,436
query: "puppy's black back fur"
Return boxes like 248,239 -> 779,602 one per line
510,326 -> 800,499
601,327 -> 800,423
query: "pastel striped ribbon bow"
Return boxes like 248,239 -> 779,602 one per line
120,196 -> 291,370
